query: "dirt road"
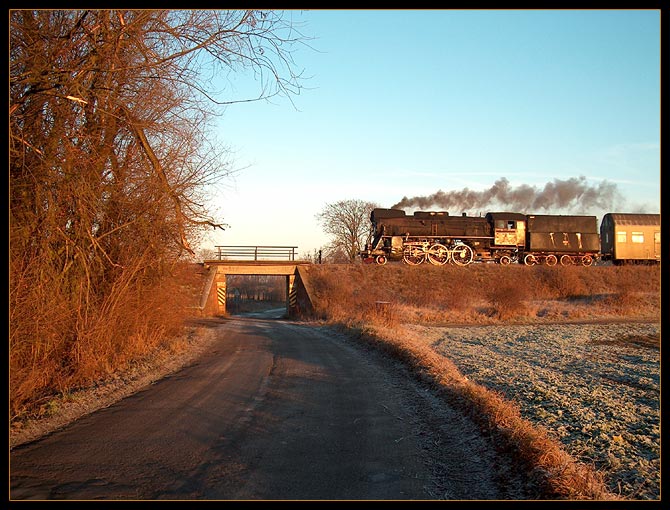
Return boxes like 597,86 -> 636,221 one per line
9,317 -> 532,500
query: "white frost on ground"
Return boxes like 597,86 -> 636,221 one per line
404,321 -> 660,500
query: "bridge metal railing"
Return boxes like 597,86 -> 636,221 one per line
214,245 -> 298,261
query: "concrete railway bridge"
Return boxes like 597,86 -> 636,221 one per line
197,246 -> 314,318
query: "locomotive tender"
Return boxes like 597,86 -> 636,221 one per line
360,208 -> 658,266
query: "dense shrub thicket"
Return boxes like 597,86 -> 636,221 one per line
10,9 -> 306,420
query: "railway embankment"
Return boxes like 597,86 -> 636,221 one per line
298,262 -> 660,325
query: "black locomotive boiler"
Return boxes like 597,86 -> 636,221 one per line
360,208 -> 602,266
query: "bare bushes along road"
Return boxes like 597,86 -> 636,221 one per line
10,316 -> 533,500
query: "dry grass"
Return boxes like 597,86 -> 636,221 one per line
300,262 -> 660,500
304,263 -> 659,325
9,262 -> 202,423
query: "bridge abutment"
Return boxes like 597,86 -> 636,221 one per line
199,261 -> 312,318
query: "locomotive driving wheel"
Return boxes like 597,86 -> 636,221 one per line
451,244 -> 474,266
403,244 -> 426,265
523,254 -> 537,266
545,254 -> 558,266
560,254 -> 573,266
427,243 -> 450,265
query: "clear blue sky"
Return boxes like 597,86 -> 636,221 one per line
201,9 -> 660,257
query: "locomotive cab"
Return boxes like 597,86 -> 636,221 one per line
486,213 -> 527,249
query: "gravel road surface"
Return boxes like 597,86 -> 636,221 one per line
10,317 -> 531,500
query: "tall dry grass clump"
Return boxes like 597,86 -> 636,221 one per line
484,281 -> 531,320
533,266 -> 589,299
9,260 -> 198,422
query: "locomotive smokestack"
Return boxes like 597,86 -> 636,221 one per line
391,176 -> 623,214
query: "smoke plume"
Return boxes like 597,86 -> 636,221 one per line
391,176 -> 623,214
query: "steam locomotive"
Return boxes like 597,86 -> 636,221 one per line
360,208 -> 660,266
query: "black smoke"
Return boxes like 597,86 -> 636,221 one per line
391,176 -> 624,214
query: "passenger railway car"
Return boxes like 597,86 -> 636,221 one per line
600,213 -> 661,265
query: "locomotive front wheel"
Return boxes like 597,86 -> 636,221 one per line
427,243 -> 450,265
499,255 -> 512,266
375,255 -> 388,265
581,255 -> 594,267
560,255 -> 573,266
545,254 -> 557,266
524,254 -> 537,266
451,245 -> 474,266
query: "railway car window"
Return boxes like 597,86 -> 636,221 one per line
617,231 -> 627,243
632,232 -> 644,243
655,232 -> 660,243
495,220 -> 516,229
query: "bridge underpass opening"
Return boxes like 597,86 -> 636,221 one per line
225,274 -> 289,319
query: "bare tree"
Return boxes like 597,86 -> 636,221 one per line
9,9 -> 310,416
321,245 -> 352,264
316,199 -> 379,263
